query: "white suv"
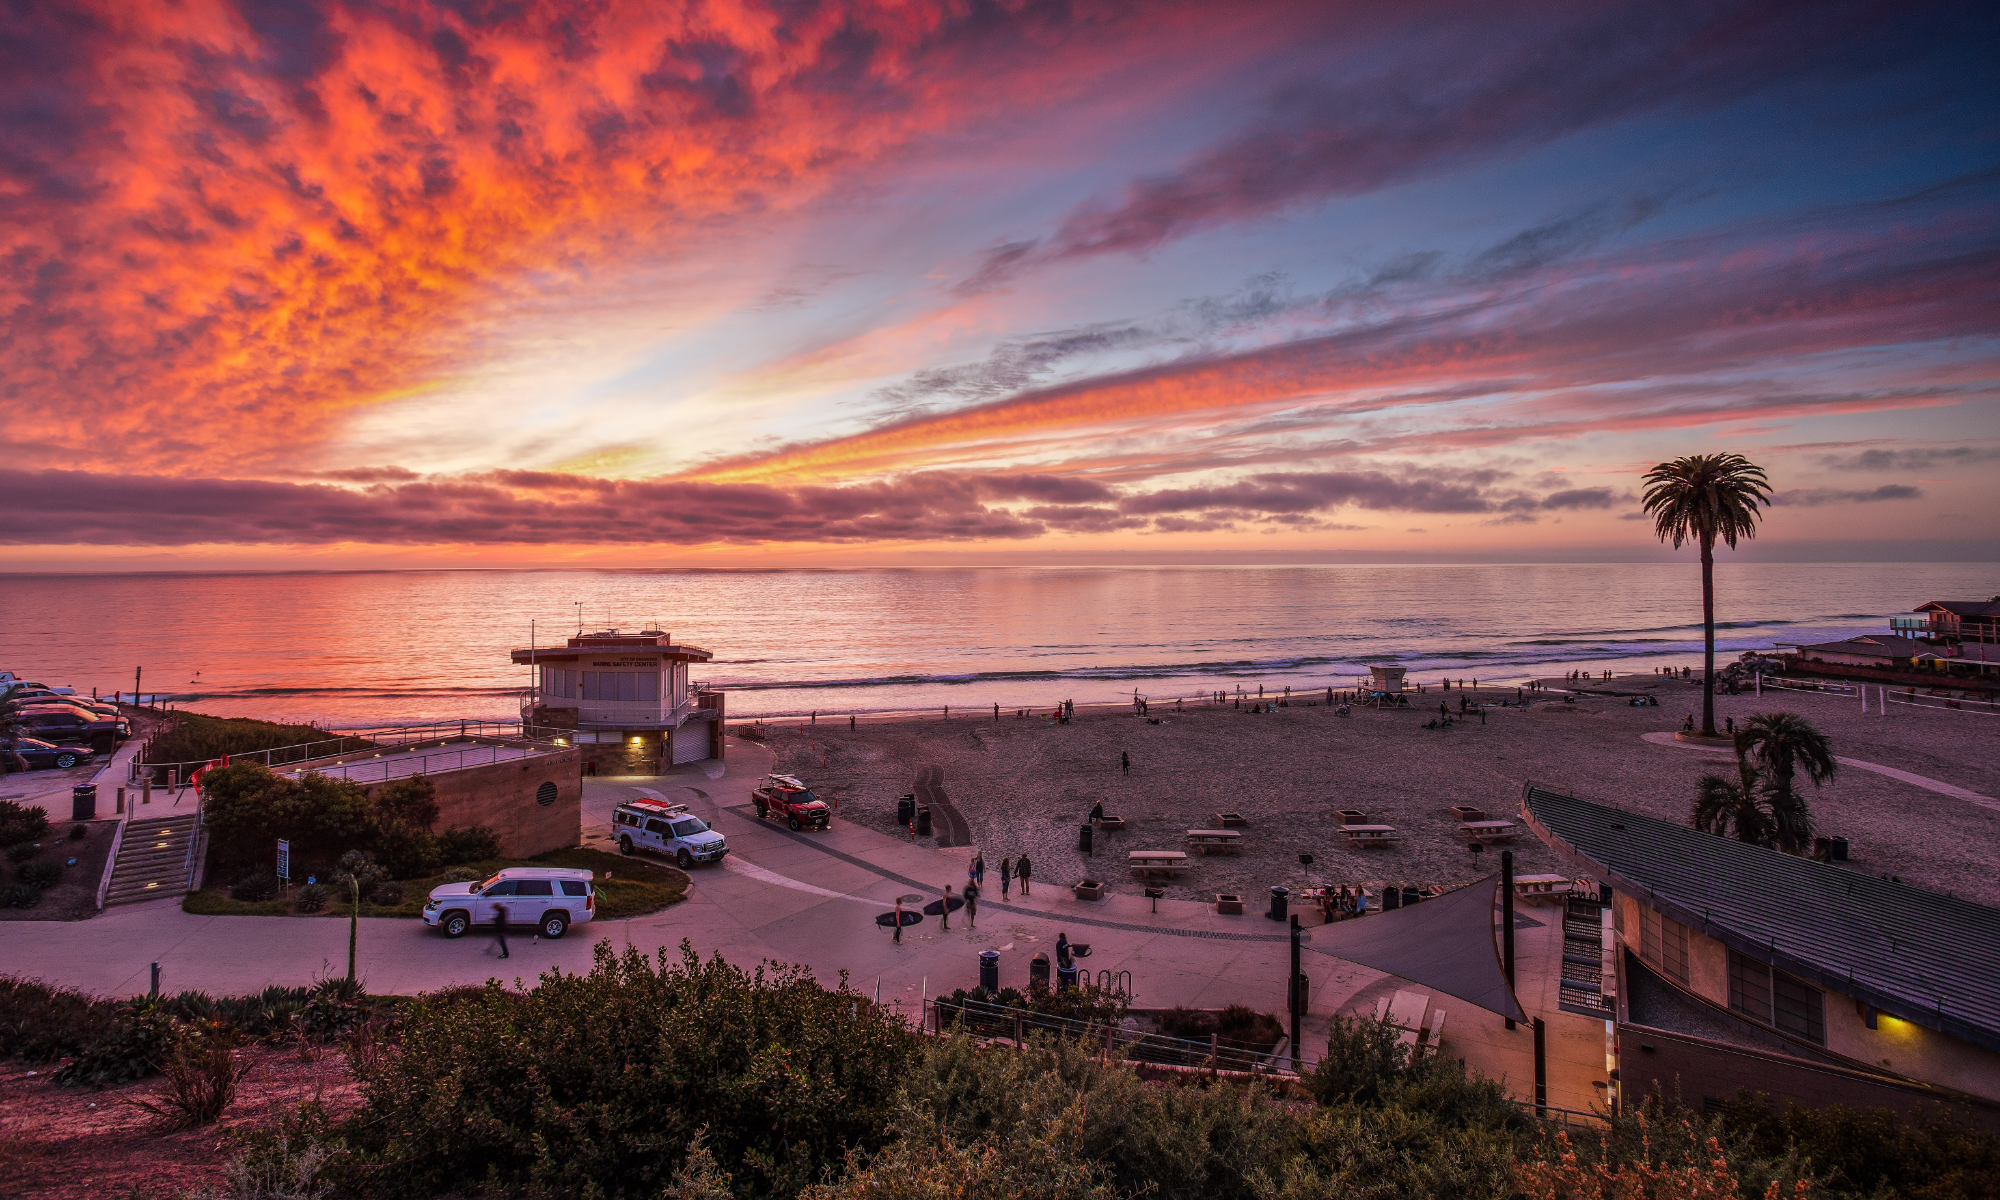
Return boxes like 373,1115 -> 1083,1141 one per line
423,866 -> 595,940
613,799 -> 728,869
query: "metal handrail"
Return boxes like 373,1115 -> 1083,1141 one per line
269,740 -> 548,784
131,718 -> 561,781
929,998 -> 1286,1075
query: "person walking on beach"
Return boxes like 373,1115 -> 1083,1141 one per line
940,883 -> 953,930
999,856 -> 1013,896
491,902 -> 510,959
893,895 -> 904,944
972,851 -> 986,885
1120,750 -> 1130,776
964,880 -> 979,928
1018,854 -> 1033,896
1089,800 -> 1104,824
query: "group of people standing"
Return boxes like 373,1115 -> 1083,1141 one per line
900,851 -> 1034,943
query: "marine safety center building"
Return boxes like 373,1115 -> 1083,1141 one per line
514,629 -> 725,774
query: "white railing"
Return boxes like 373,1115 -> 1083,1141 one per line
271,740 -> 552,785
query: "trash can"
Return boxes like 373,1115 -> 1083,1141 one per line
71,784 -> 97,821
1029,953 -> 1051,988
1057,963 -> 1079,991
1383,885 -> 1401,911
1268,885 -> 1289,921
897,794 -> 916,825
1830,837 -> 1850,862
979,950 -> 1000,993
916,805 -> 932,836
1402,885 -> 1421,907
1078,822 -> 1093,854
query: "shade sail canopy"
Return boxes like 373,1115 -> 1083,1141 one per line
1306,876 -> 1527,1023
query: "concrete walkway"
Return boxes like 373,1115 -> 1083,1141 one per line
1639,731 -> 2000,812
0,738 -> 1599,1111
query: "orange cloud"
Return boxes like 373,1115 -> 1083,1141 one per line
0,0 -> 1227,474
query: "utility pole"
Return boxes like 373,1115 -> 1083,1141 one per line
1289,914 -> 1303,1073
1502,849 -> 1517,1029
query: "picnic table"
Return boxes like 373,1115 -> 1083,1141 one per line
1341,824 -> 1402,848
1128,850 -> 1190,878
1512,873 -> 1572,903
1374,989 -> 1448,1059
1456,819 -> 1519,844
1184,829 -> 1243,855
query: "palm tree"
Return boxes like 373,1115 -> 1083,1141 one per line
1735,711 -> 1837,854
1692,728 -> 1768,842
1642,454 -> 1772,736
1692,769 -> 1767,843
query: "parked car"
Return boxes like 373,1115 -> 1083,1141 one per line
2,697 -> 122,720
1,737 -> 95,771
0,680 -> 74,700
751,773 -> 832,831
422,866 -> 595,940
9,709 -> 130,744
1,686 -> 84,707
612,799 -> 728,868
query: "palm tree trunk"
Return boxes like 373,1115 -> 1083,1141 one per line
1701,535 -> 1717,736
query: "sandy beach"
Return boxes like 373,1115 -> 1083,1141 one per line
740,675 -> 2000,909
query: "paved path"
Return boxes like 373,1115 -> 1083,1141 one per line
1639,732 -> 2000,812
0,738 -> 1605,1111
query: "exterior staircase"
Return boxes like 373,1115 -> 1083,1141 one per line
103,813 -> 201,907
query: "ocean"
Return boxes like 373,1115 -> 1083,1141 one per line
0,563 -> 1990,728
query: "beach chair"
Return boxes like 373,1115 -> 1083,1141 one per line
1420,1008 -> 1447,1058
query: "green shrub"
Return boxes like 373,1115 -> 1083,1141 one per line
229,870 -> 281,902
369,820 -> 440,879
339,942 -> 918,1198
5,841 -> 38,863
335,848 -> 387,893
18,859 -> 62,886
294,883 -> 329,913
1302,1013 -> 1407,1106
68,823 -> 88,841
143,712 -> 362,769
436,824 -> 499,864
202,763 -> 372,873
0,799 -> 50,846
370,882 -> 403,906
53,1001 -> 178,1088
0,977 -> 116,1062
374,774 -> 440,832
3,882 -> 43,908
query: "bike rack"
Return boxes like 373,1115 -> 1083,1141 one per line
1093,969 -> 1133,999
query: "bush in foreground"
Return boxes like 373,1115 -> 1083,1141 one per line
338,942 -> 917,1199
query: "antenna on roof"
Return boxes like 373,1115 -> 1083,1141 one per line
575,601 -> 583,636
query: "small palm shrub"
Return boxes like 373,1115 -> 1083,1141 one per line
294,883 -> 329,913
0,800 -> 50,846
229,870 -> 280,902
3,882 -> 43,908
18,859 -> 61,886
68,823 -> 88,841
130,1020 -> 254,1130
5,841 -> 39,863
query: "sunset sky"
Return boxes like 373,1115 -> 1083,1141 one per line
3,0 -> 1996,569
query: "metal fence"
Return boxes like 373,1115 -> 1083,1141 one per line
920,996 -> 1608,1126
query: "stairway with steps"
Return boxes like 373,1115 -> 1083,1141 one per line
103,814 -> 201,907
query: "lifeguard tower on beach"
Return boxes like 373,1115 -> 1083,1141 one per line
1367,665 -> 1407,693
513,629 -> 724,773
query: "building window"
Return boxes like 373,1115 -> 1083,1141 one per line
1728,950 -> 1825,1045
540,667 -> 575,698
1638,909 -> 1690,984
1728,950 -> 1772,1025
1773,972 -> 1826,1044
581,671 -> 659,702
